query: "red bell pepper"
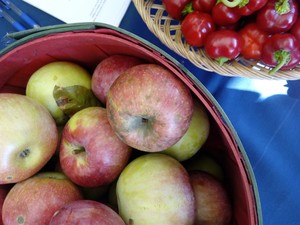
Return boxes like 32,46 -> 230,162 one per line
237,0 -> 268,16
290,16 -> 300,43
192,0 -> 217,13
261,33 -> 300,75
212,2 -> 241,26
256,0 -> 299,34
162,0 -> 191,20
204,30 -> 243,65
239,23 -> 269,60
181,11 -> 216,47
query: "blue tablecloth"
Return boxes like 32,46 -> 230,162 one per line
1,1 -> 300,224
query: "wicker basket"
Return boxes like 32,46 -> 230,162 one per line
133,0 -> 300,80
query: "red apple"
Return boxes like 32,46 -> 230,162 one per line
116,153 -> 195,225
189,171 -> 232,225
106,64 -> 194,152
0,93 -> 58,184
49,200 -> 125,225
0,185 -> 10,225
92,54 -> 144,104
2,172 -> 83,225
60,107 -> 132,187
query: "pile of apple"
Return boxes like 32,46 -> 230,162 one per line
0,55 -> 232,225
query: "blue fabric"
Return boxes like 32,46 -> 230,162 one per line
1,1 -> 300,224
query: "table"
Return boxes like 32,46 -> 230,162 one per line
1,1 -> 300,224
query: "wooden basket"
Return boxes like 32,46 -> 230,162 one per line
133,0 -> 300,80
0,23 -> 262,225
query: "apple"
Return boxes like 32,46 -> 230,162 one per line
2,172 -> 83,225
59,107 -> 132,187
26,61 -> 96,125
161,98 -> 210,161
116,153 -> 195,225
189,171 -> 232,225
49,200 -> 126,225
91,54 -> 144,104
0,93 -> 58,184
106,63 -> 194,152
0,185 -> 10,225
184,152 -> 225,182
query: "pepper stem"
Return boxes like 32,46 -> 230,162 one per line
275,0 -> 290,15
269,50 -> 291,75
182,2 -> 193,16
220,0 -> 243,7
216,57 -> 230,66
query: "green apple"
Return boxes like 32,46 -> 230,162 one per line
26,61 -> 96,125
184,153 -> 225,182
0,93 -> 58,184
116,153 -> 195,225
161,98 -> 210,161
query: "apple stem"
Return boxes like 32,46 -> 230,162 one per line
141,117 -> 148,123
19,149 -> 30,158
72,147 -> 85,155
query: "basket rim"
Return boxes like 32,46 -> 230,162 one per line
132,0 -> 300,80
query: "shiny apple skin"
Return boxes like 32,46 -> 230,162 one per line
106,64 -> 194,152
59,107 -> 132,187
116,153 -> 196,225
190,171 -> 232,225
92,54 -> 144,105
49,200 -> 126,225
2,172 -> 83,225
0,93 -> 58,184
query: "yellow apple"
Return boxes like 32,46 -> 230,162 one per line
116,153 -> 195,225
162,98 -> 210,161
26,61 -> 94,125
0,93 -> 58,184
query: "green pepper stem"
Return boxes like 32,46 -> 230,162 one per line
269,50 -> 291,75
182,2 -> 193,15
220,0 -> 243,7
216,57 -> 230,66
276,0 -> 290,15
